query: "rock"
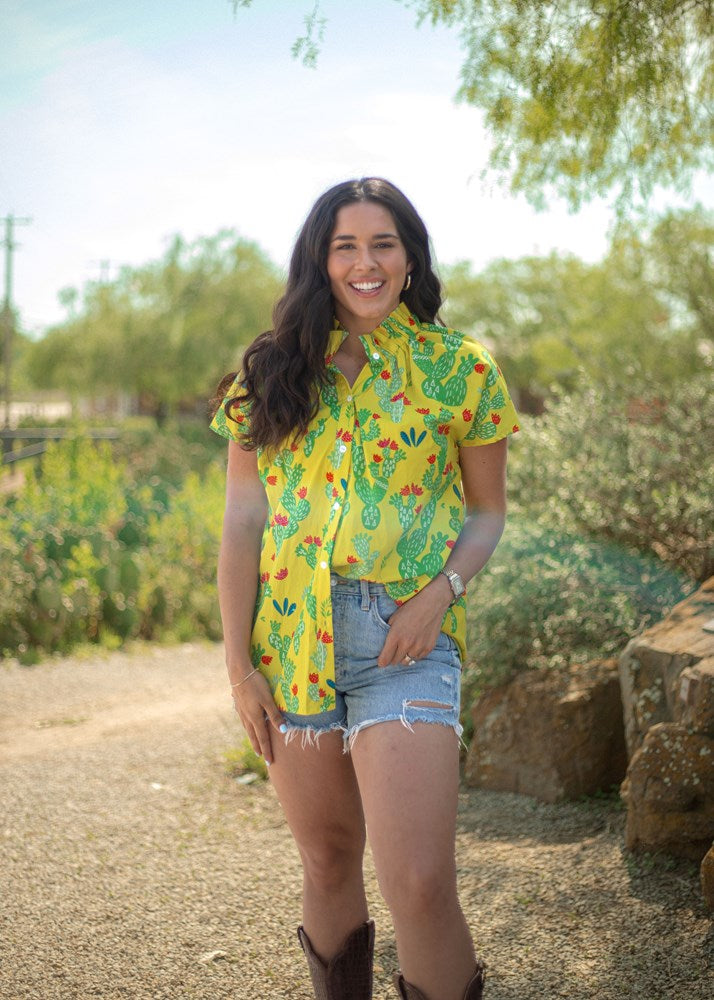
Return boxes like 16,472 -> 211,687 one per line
701,843 -> 714,910
464,660 -> 627,803
620,723 -> 714,862
618,577 -> 714,757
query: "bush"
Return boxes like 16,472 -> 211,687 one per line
463,516 -> 692,707
0,436 -> 225,657
508,371 -> 714,582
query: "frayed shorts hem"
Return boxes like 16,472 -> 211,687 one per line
280,710 -> 464,753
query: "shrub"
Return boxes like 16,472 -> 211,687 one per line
508,371 -> 714,582
462,516 -> 692,708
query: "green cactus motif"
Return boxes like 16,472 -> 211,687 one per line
343,533 -> 378,576
303,418 -> 327,457
292,617 -> 305,655
321,379 -> 342,420
413,349 -> 458,400
357,409 -> 381,442
441,355 -> 476,406
370,347 -> 407,421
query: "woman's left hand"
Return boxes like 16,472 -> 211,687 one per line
376,577 -> 453,667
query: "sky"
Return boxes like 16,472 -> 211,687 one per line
1,0 -> 711,335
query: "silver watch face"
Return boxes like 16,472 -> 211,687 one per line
443,569 -> 465,599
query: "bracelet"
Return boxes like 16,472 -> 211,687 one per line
230,668 -> 259,691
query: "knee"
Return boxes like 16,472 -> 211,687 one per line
380,859 -> 456,920
299,823 -> 365,893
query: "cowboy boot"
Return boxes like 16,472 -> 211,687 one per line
298,920 -> 375,999
393,959 -> 485,1000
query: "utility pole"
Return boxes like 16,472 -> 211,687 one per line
2,213 -> 32,444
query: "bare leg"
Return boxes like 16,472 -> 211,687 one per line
351,721 -> 476,1000
269,730 -> 369,959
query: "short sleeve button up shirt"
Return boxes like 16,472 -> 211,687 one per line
211,302 -> 519,715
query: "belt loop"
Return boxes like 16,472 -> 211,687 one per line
360,578 -> 370,611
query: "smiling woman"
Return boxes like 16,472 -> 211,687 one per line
209,178 -> 519,1000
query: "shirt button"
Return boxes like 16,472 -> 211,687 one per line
332,501 -> 340,511
339,444 -> 347,453
372,352 -> 379,360
346,394 -> 352,401
320,561 -> 327,569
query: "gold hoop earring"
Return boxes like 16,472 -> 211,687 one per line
403,273 -> 412,292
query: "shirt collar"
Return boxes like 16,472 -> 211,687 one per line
326,301 -> 416,360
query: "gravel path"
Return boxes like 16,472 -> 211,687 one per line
1,643 -> 711,1000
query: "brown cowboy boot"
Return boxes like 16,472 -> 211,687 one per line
393,959 -> 485,1000
298,920 -> 375,999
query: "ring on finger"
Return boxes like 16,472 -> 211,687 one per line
403,653 -> 417,665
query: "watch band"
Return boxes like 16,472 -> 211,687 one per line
439,568 -> 465,604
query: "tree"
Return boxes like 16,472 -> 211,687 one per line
238,0 -> 714,209
440,206 -> 711,403
26,231 -> 282,419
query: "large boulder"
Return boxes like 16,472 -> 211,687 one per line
620,722 -> 714,862
701,843 -> 714,910
618,577 -> 714,757
464,659 -> 627,803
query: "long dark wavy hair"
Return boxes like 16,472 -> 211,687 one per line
213,177 -> 443,450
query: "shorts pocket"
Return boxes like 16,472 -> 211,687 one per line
370,592 -> 398,632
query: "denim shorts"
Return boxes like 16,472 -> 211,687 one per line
280,575 -> 463,749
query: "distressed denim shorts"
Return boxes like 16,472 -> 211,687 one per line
280,575 -> 463,749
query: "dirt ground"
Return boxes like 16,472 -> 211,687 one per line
1,642 -> 711,1000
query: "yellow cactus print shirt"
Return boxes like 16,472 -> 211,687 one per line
211,302 -> 519,715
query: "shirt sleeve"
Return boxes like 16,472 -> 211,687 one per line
457,345 -> 520,447
209,372 -> 251,445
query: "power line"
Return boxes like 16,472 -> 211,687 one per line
2,213 -> 32,438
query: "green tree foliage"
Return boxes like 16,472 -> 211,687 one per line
441,207 -> 711,399
26,231 -> 282,417
247,0 -> 713,208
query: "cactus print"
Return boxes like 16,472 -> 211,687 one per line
211,302 -> 518,714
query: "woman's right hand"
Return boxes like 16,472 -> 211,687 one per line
230,670 -> 285,766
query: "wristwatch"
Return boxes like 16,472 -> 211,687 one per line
439,568 -> 465,604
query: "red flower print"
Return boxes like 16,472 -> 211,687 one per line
513,424 -> 520,432
290,442 -> 298,452
427,454 -> 436,464
411,484 -> 423,496
400,485 -> 411,496
378,438 -> 390,448
491,413 -> 501,425
316,629 -> 321,640
347,555 -> 358,564
275,567 -> 288,580
271,553 -> 276,561
309,672 -> 319,684
403,396 -> 411,405
417,335 -> 426,343
332,487 -> 339,498
326,471 -> 334,482
341,430 -> 353,443
437,424 -> 450,435
391,391 -> 405,402
474,363 -> 485,373
462,409 -> 473,421
372,413 -> 380,420
373,454 -> 383,463
408,317 -> 415,326
446,540 -> 455,549
444,462 -> 453,474
260,572 -> 270,583
235,413 -> 245,423
304,535 -> 314,544
374,337 -> 380,344
395,599 -> 404,606
380,370 -> 391,380
321,632 -> 333,644
389,440 -> 398,451
261,654 -> 273,665
297,486 -> 307,499
314,537 -> 322,547
291,683 -> 298,695
266,475 -> 277,486
417,407 -> 430,415
415,504 -> 422,514
325,353 -> 334,365
319,687 -> 326,698
355,418 -> 360,427
274,513 -> 289,526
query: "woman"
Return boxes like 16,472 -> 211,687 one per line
211,178 -> 519,1000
